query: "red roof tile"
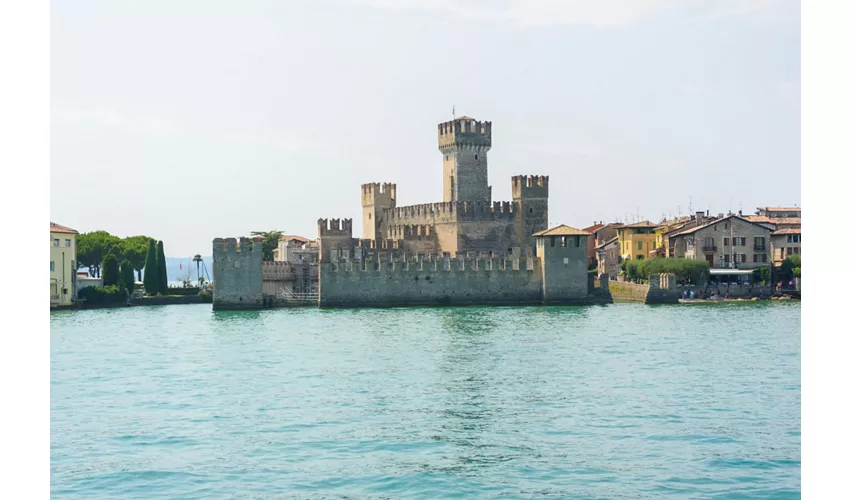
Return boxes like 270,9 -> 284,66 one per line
50,222 -> 78,234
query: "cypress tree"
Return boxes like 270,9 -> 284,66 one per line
102,254 -> 120,287
143,239 -> 158,296
121,260 -> 135,293
156,241 -> 168,294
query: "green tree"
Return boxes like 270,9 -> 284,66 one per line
780,257 -> 795,282
250,230 -> 284,261
143,239 -> 158,295
121,260 -> 135,293
76,230 -> 121,277
102,254 -> 120,287
123,235 -> 155,281
758,266 -> 772,284
156,241 -> 168,294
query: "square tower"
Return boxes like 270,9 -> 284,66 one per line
534,225 -> 590,303
438,116 -> 492,204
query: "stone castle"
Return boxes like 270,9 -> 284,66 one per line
213,115 -> 612,309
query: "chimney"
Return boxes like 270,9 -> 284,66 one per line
696,211 -> 705,225
738,209 -> 743,216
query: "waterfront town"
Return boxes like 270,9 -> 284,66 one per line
51,115 -> 801,309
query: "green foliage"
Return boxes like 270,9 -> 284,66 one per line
76,231 -> 121,277
121,260 -> 135,292
793,267 -> 801,277
102,254 -> 120,287
77,285 -> 127,305
156,241 -> 168,292
758,266 -> 772,284
143,239 -> 159,296
123,235 -> 155,281
788,254 -> 801,268
780,257 -> 795,282
621,257 -> 710,284
250,230 -> 284,261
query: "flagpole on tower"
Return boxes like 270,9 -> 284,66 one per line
452,105 -> 455,119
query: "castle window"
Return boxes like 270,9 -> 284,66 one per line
529,207 -> 533,214
368,213 -> 371,220
562,237 -> 567,247
445,155 -> 449,161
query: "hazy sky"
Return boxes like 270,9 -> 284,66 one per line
51,0 -> 800,256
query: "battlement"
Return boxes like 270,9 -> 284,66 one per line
212,236 -> 264,254
323,254 -> 536,273
385,224 -> 435,241
317,218 -> 353,237
383,200 -> 518,225
438,117 -> 492,152
512,175 -> 549,199
361,182 -> 397,207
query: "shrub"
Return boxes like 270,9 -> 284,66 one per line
78,285 -> 128,305
121,260 -> 135,292
758,266 -> 772,284
632,257 -> 709,284
164,287 -> 200,296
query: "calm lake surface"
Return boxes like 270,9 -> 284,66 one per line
51,302 -> 800,499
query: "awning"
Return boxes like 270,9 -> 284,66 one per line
709,269 -> 754,275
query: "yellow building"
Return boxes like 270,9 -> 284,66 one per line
616,221 -> 660,261
50,222 -> 78,307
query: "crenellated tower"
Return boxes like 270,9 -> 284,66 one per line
438,116 -> 492,204
512,175 -> 549,248
361,182 -> 396,240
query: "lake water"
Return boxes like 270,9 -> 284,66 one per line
51,302 -> 801,499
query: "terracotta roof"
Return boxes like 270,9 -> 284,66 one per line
582,223 -> 605,233
745,215 -> 776,224
533,225 -> 591,237
595,236 -> 619,250
619,220 -> 659,229
50,222 -> 78,234
773,228 -> 801,235
282,235 -> 314,243
746,215 -> 801,225
759,207 -> 801,212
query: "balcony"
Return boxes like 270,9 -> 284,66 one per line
702,244 -> 717,252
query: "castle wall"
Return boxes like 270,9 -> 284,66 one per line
212,237 -> 264,310
456,219 -> 518,255
318,257 -> 543,308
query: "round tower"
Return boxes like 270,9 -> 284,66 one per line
437,116 -> 492,204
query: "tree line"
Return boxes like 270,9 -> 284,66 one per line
77,231 -> 170,296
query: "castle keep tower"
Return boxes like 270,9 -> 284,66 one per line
361,182 -> 396,241
438,117 -> 492,204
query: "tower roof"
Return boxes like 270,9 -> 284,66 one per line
533,225 -> 591,237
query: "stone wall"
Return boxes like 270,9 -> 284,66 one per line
608,281 -> 651,302
318,258 -> 543,308
212,236 -> 264,310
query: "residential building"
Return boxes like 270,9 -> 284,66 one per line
582,222 -> 620,269
771,228 -> 801,264
50,222 -> 78,307
668,214 -> 773,270
616,221 -> 660,261
596,237 -> 620,280
756,206 -> 801,219
745,211 -> 801,265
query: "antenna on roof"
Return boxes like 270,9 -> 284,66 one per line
689,196 -> 693,216
452,105 -> 455,119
